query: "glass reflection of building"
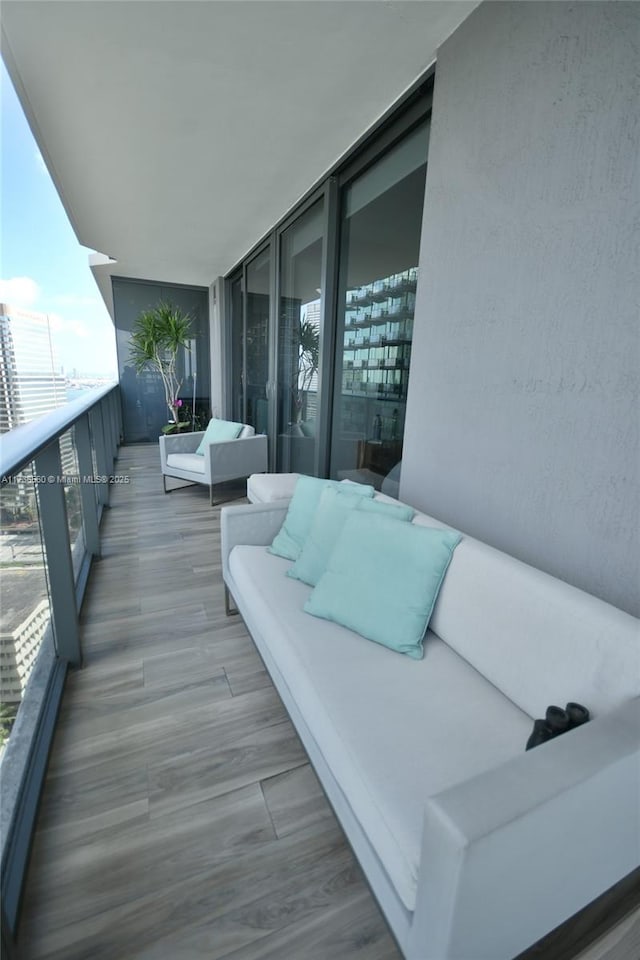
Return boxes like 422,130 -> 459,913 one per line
0,305 -> 65,721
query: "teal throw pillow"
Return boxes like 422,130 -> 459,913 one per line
288,487 -> 415,586
268,475 -> 375,561
195,418 -> 244,454
304,512 -> 461,658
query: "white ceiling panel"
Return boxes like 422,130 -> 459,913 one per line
1,0 -> 478,313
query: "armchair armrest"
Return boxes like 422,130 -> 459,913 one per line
409,696 -> 640,960
221,501 -> 289,583
205,434 -> 268,484
159,431 -> 204,471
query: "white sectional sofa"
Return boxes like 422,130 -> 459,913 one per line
220,485 -> 640,960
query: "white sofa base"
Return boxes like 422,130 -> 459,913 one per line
221,498 -> 640,960
231,569 -> 414,945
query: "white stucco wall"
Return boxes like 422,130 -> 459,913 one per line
401,1 -> 639,615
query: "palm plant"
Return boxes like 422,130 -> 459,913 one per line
129,302 -> 192,426
298,317 -> 320,396
292,315 -> 320,422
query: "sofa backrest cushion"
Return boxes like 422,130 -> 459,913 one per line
421,516 -> 640,718
238,424 -> 255,438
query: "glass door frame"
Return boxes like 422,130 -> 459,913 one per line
226,239 -> 272,430
223,83 -> 433,477
226,267 -> 243,423
243,241 -> 272,434
272,183 -> 326,473
319,94 -> 433,479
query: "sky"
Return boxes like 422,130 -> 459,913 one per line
0,62 -> 118,379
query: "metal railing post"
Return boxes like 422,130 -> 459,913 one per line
102,401 -> 115,475
115,387 -> 123,443
33,441 -> 81,666
90,407 -> 110,506
74,415 -> 100,557
108,392 -> 118,459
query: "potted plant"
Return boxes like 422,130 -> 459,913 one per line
292,315 -> 320,426
129,301 -> 193,433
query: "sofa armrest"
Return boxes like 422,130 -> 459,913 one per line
159,431 -> 204,470
205,435 -> 268,483
409,696 -> 640,960
221,501 -> 289,583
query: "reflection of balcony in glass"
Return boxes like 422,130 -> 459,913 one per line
0,304 -> 66,433
342,268 -> 417,403
299,298 -> 320,420
0,306 -> 62,722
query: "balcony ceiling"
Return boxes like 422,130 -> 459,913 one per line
1,0 -> 477,316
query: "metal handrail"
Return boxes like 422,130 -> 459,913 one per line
0,382 -> 118,480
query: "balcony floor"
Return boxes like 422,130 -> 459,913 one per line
19,445 -> 399,960
17,445 -> 639,960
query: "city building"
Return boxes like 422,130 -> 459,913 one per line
0,594 -> 49,706
0,305 -> 66,433
0,306 -> 77,720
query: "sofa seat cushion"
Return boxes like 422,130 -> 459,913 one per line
166,453 -> 206,474
228,544 -> 533,912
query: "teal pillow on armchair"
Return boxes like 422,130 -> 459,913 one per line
195,418 -> 244,453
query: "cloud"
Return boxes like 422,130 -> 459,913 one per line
0,276 -> 41,307
48,313 -> 90,338
51,294 -> 100,308
70,321 -> 90,338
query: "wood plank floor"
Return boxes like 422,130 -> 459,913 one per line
17,444 -> 640,960
17,445 -> 400,960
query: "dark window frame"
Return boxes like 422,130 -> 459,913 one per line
223,70 -> 434,478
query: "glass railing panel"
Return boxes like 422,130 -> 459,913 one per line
0,465 -> 53,754
59,427 -> 86,581
0,383 -> 119,935
90,422 -> 99,479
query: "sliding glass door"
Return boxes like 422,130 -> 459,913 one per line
229,246 -> 271,433
245,247 -> 271,433
276,199 -> 324,473
229,271 -> 243,423
224,91 -> 433,481
330,121 -> 430,492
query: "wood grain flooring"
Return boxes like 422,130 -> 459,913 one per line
17,445 -> 400,960
16,445 -> 639,960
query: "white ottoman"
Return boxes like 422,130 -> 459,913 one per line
247,472 -> 300,504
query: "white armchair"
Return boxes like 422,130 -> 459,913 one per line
159,422 -> 267,505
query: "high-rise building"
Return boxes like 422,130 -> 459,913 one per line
0,304 -> 66,433
0,306 -> 69,710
